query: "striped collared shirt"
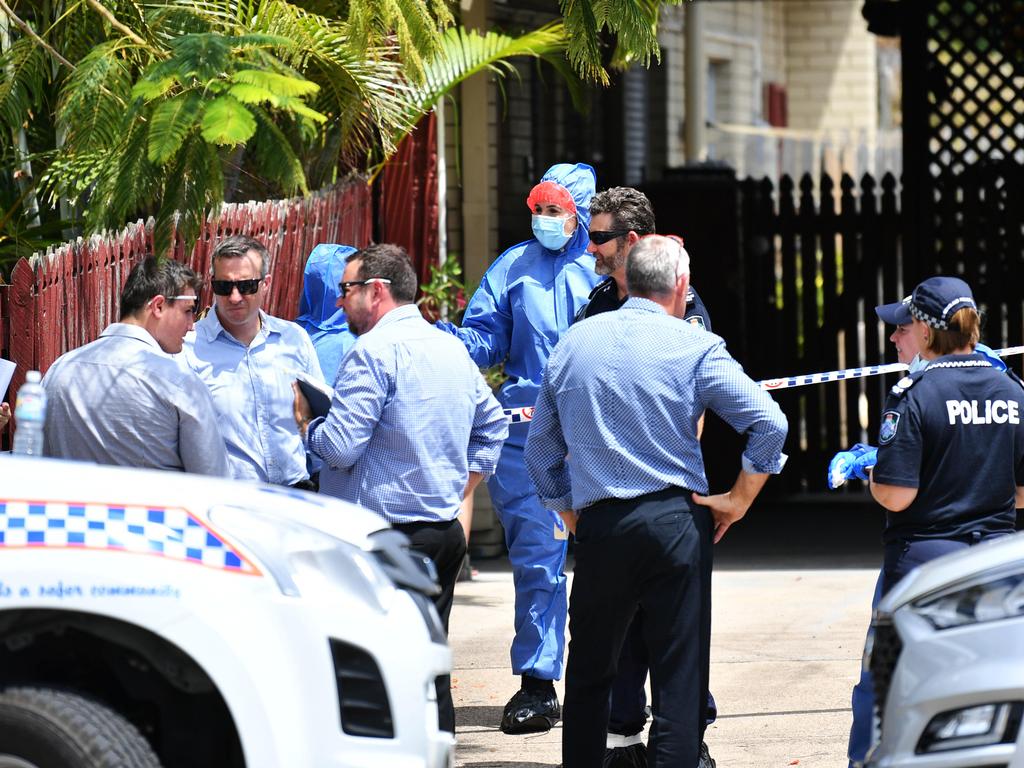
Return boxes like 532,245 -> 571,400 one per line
525,297 -> 788,512
308,304 -> 508,524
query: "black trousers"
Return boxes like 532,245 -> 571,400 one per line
609,610 -> 718,736
392,517 -> 467,734
563,488 -> 713,768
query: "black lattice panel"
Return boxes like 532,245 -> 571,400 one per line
920,0 -> 1024,346
927,0 -> 1024,174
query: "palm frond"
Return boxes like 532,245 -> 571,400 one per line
200,95 -> 257,145
607,0 -> 662,70
390,22 -> 583,149
104,116 -> 165,222
153,133 -> 223,256
148,90 -> 203,162
57,40 -> 134,154
337,0 -> 451,82
248,105 -> 308,195
230,68 -> 319,98
0,38 -> 51,149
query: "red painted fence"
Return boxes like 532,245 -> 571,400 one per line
0,178 -> 373,447
378,111 -> 440,286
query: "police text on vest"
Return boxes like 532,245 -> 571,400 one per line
945,399 -> 1020,425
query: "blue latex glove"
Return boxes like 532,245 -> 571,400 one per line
976,342 -> 1007,373
434,319 -> 458,335
850,446 -> 877,480
827,443 -> 877,489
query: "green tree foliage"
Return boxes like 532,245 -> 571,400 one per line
560,0 -> 687,84
0,0 -> 667,265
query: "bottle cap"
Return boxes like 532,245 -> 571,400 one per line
25,370 -> 41,383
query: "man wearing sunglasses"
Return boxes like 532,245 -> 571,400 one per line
579,187 -> 711,332
43,256 -> 229,476
293,243 -> 508,734
183,236 -> 324,490
435,163 -> 603,734
578,187 -> 717,768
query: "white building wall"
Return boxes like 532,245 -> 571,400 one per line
659,0 -> 888,180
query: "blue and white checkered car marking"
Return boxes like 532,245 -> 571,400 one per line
0,500 -> 260,575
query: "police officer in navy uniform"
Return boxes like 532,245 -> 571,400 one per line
869,275 -> 1024,597
578,187 -> 715,768
578,187 -> 711,333
830,289 -> 1012,768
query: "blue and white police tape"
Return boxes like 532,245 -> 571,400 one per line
754,344 -> 1024,392
500,345 -> 1024,422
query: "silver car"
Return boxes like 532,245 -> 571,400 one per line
865,532 -> 1024,767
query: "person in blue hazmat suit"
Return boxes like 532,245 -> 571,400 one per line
437,163 -> 602,733
296,243 -> 358,382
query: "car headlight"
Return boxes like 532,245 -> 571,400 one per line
916,702 -> 1023,753
209,504 -> 396,613
910,567 -> 1024,630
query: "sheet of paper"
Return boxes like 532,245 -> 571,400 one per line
0,358 -> 15,400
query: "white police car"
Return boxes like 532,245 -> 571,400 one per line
0,455 -> 454,768
865,532 -> 1024,767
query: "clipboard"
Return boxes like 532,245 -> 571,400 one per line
295,374 -> 334,419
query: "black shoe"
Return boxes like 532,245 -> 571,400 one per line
698,741 -> 716,768
499,687 -> 560,734
603,743 -> 647,768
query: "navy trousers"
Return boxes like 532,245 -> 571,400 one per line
392,518 -> 467,734
563,488 -> 712,768
609,610 -> 717,736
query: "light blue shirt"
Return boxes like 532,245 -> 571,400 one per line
184,308 -> 324,484
308,304 -> 509,524
525,298 -> 789,512
43,323 -> 229,476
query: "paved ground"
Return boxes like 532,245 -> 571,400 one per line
449,499 -> 884,767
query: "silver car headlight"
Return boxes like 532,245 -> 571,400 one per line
209,504 -> 396,613
917,702 -> 1024,753
910,566 -> 1024,630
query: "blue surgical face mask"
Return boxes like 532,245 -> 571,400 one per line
532,214 -> 573,251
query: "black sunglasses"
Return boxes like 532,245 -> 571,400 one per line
337,277 -> 392,298
211,278 -> 262,296
588,229 -> 632,245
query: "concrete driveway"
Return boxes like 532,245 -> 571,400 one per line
450,498 -> 884,767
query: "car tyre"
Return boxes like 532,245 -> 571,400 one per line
0,687 -> 161,768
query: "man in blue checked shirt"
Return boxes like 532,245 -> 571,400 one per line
183,235 -> 325,490
525,235 -> 788,768
292,243 -> 508,734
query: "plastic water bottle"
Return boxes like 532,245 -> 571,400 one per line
12,370 -> 46,456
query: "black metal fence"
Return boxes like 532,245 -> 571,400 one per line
737,172 -> 904,495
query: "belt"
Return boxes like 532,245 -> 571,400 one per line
581,485 -> 691,514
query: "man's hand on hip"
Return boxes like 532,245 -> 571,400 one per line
691,469 -> 769,544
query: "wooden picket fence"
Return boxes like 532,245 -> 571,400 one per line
0,178 -> 372,447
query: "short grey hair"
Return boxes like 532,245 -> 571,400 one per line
210,235 -> 271,278
625,235 -> 691,298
